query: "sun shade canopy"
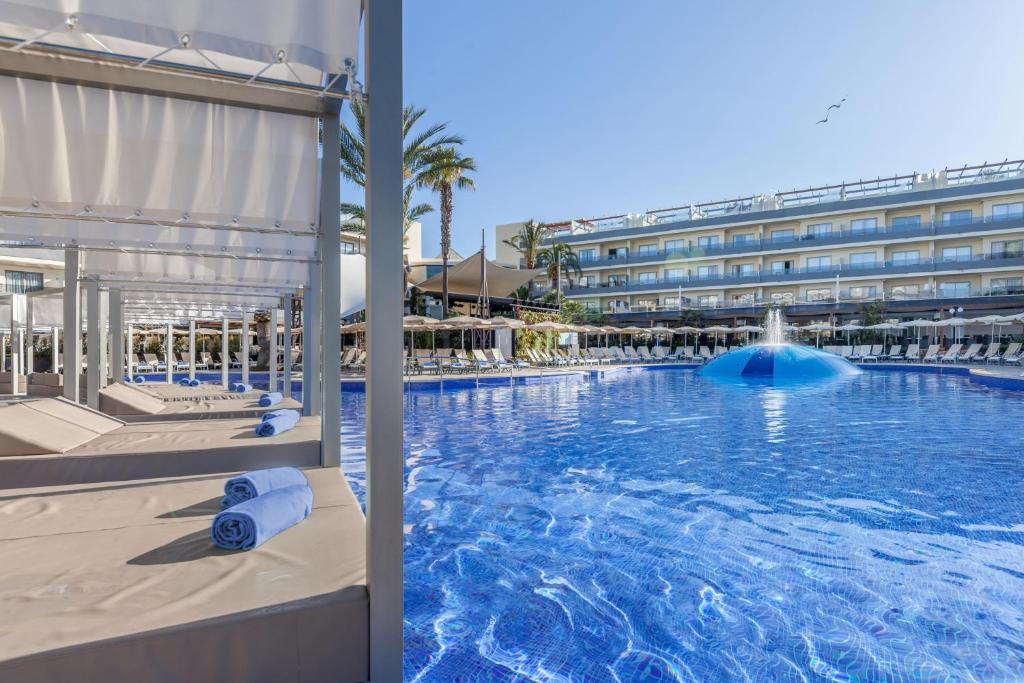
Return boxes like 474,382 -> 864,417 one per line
414,251 -> 543,298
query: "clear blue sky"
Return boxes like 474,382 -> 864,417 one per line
348,0 -> 1024,259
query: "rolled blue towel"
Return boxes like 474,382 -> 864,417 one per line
178,377 -> 192,386
122,375 -> 132,383
189,378 -> 201,387
260,408 -> 296,423
133,376 -> 146,384
211,484 -> 313,550
221,466 -> 308,508
254,409 -> 301,437
259,391 -> 283,407
231,382 -> 253,393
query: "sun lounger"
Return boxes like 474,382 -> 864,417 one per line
920,344 -> 942,362
937,344 -> 963,363
0,467 -> 368,682
699,346 -> 712,360
955,343 -> 983,363
990,342 -> 1021,365
978,344 -> 1001,364
623,346 -> 640,361
637,346 -> 656,363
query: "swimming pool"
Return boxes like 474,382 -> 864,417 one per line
340,367 -> 1024,681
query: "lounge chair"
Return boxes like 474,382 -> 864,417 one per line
349,350 -> 367,371
990,342 -> 1021,365
623,346 -> 640,361
652,346 -> 668,362
699,346 -> 712,361
201,351 -> 219,369
174,354 -> 189,371
135,354 -> 154,373
479,348 -> 510,370
637,346 -> 655,363
587,348 -> 612,365
955,343 -> 983,363
979,344 -> 1002,364
492,348 -> 529,369
920,344 -> 942,362
414,349 -> 440,374
143,353 -> 166,372
937,344 -> 963,363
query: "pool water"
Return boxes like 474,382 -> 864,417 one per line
339,368 -> 1024,682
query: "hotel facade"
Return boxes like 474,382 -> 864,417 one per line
495,160 -> 1024,322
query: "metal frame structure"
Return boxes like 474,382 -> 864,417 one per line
0,3 -> 406,679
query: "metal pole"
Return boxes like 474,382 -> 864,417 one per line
283,294 -> 293,399
8,295 -> 24,394
365,0 -> 405,678
125,322 -> 133,381
24,294 -> 33,377
320,108 -> 342,466
188,318 -> 196,381
269,307 -> 280,393
305,264 -> 322,416
241,311 -> 251,386
63,247 -> 81,402
98,289 -> 108,388
164,321 -> 173,384
221,317 -> 230,388
51,326 -> 58,378
109,288 -> 124,382
86,281 -> 101,407
302,286 -> 313,414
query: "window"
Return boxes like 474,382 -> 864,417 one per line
942,209 -> 973,226
578,275 -> 596,288
664,268 -> 684,281
769,292 -> 795,304
609,300 -> 629,310
939,281 -> 971,297
663,239 -> 687,253
4,270 -> 43,293
696,235 -> 721,249
991,240 -> 1024,258
732,233 -> 756,245
770,228 -> 795,243
806,222 -> 833,238
607,275 -> 628,287
695,265 -> 719,280
696,294 -> 720,307
992,202 -> 1024,220
848,286 -> 877,299
635,299 -> 658,309
770,260 -> 792,274
805,255 -> 833,271
806,288 -> 832,301
731,263 -> 756,276
849,218 -> 878,234
663,296 -> 681,308
891,250 -> 921,266
889,284 -> 920,298
990,277 -> 1023,293
583,301 -> 600,312
340,241 -> 357,254
849,252 -> 877,268
578,248 -> 597,262
637,271 -> 657,284
941,246 -> 972,262
733,293 -> 755,305
607,247 -> 628,259
637,244 -> 657,256
891,215 -> 921,229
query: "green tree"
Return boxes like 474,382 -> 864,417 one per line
536,242 -> 582,306
502,219 -> 549,270
338,101 -> 464,232
418,146 -> 477,317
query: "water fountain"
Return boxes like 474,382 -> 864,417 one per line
701,309 -> 860,383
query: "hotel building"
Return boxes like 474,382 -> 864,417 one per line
495,160 -> 1024,322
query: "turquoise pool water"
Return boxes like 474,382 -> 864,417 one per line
340,367 -> 1024,682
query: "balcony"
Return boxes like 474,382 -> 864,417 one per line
563,252 -> 1024,296
573,215 -> 1024,268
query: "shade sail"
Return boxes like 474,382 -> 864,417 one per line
0,0 -> 360,84
414,251 -> 542,297
0,75 -> 319,232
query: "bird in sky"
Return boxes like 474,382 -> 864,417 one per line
816,98 -> 846,124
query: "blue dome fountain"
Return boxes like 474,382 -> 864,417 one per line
701,311 -> 860,384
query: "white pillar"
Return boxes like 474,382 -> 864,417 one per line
304,269 -> 321,416
63,248 -> 82,402
365,1 -> 405,677
24,294 -> 33,376
9,295 -> 25,394
125,322 -> 133,381
108,289 -> 123,382
98,289 -> 108,388
269,307 -> 280,392
283,294 -> 293,398
164,322 -> 173,384
241,311 -> 251,386
188,319 -> 196,381
320,109 -> 342,466
1,332 -> 5,375
86,281 -> 100,408
221,317 -> 230,388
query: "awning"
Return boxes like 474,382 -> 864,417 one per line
414,250 -> 542,297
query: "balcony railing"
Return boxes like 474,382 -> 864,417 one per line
563,252 -> 1024,296
573,214 -> 1024,268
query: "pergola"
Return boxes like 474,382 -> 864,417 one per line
0,1 -> 404,679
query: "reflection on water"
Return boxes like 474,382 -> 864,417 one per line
339,368 -> 1024,682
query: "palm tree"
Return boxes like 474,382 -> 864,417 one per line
502,219 -> 548,269
338,100 -> 463,232
536,242 -> 582,305
418,147 -> 476,316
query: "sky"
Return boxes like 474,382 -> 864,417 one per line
347,0 -> 1024,259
